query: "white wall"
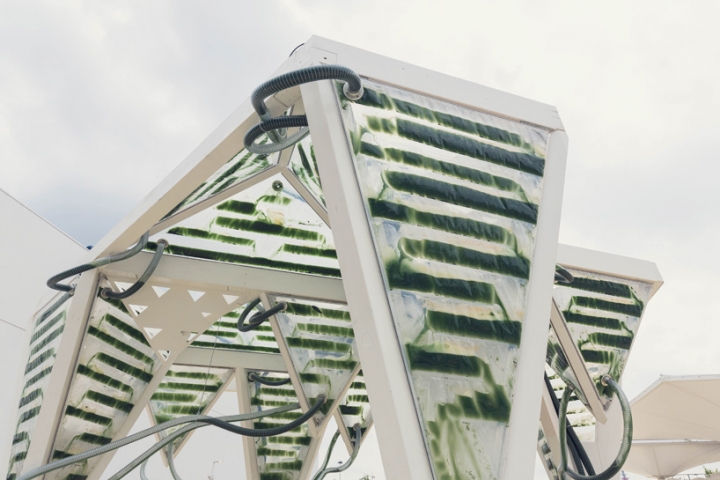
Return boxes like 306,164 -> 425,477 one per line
0,188 -> 87,474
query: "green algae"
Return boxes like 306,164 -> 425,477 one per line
368,199 -> 516,246
384,170 -> 538,224
400,238 -> 529,279
427,311 -> 522,345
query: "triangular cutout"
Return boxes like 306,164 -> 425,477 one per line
222,294 -> 239,305
129,304 -> 148,315
188,290 -> 205,302
152,286 -> 170,298
201,312 -> 211,318
159,350 -> 171,360
115,281 -> 133,292
144,327 -> 162,339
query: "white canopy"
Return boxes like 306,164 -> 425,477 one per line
624,374 -> 720,478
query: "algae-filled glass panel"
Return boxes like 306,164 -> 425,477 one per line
336,80 -> 550,479
7,293 -> 72,480
269,296 -> 359,426
546,367 -> 596,441
337,372 -> 372,443
165,141 -> 279,219
149,365 -> 233,452
152,175 -> 339,278
553,268 -> 652,402
288,135 -> 325,207
546,325 -> 589,407
45,288 -> 162,480
190,302 -> 281,354
248,370 -> 314,480
537,426 -> 560,480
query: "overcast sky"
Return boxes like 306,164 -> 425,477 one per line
2,1 -> 720,479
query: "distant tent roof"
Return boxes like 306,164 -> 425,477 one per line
624,375 -> 720,478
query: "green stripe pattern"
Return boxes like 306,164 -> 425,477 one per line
337,80 -> 550,480
248,371 -> 313,480
7,293 -> 72,480
154,176 -> 339,278
289,135 -> 325,207
537,426 -> 560,480
271,297 -> 359,426
190,302 -> 281,354
46,288 -> 161,480
337,372 -> 372,443
545,367 -> 597,440
553,268 -> 651,400
165,139 -> 276,219
149,365 -> 233,451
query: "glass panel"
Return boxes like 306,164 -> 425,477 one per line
537,426 -> 560,480
269,296 -> 359,426
152,175 -> 339,278
337,371 -> 372,443
148,365 -> 234,452
553,268 -> 652,401
546,367 -> 595,441
164,140 -> 278,220
47,286 -> 163,480
546,324 -> 588,406
248,370 -> 314,480
190,302 -> 281,354
336,80 -> 550,479
288,135 -> 325,207
7,292 -> 73,480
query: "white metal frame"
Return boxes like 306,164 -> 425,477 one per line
299,37 -> 569,480
540,245 -> 663,476
18,37 -> 664,480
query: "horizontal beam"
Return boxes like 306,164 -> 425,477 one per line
101,252 -> 347,303
176,347 -> 286,371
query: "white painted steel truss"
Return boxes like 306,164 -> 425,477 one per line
7,36 -> 662,480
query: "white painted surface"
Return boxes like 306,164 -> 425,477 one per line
0,188 -> 86,475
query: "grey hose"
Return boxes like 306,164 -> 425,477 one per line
558,376 -> 633,480
166,443 -> 182,480
313,430 -> 341,480
312,424 -> 362,480
47,232 -> 150,293
112,396 -> 324,480
245,64 -> 363,151
101,239 -> 168,299
139,458 -> 151,480
244,116 -> 309,155
17,403 -> 300,480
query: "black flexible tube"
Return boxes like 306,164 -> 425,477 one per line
243,115 -> 308,152
101,239 -> 168,299
559,376 -> 632,480
244,64 -> 363,152
248,372 -> 291,386
195,394 -> 325,437
251,65 -> 362,120
545,373 -> 594,475
237,299 -> 288,332
47,232 -> 150,293
555,265 -> 574,285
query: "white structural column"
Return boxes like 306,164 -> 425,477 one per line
22,271 -> 100,472
303,78 -> 434,480
502,130 -> 568,479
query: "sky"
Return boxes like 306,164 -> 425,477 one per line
2,1 -> 720,478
